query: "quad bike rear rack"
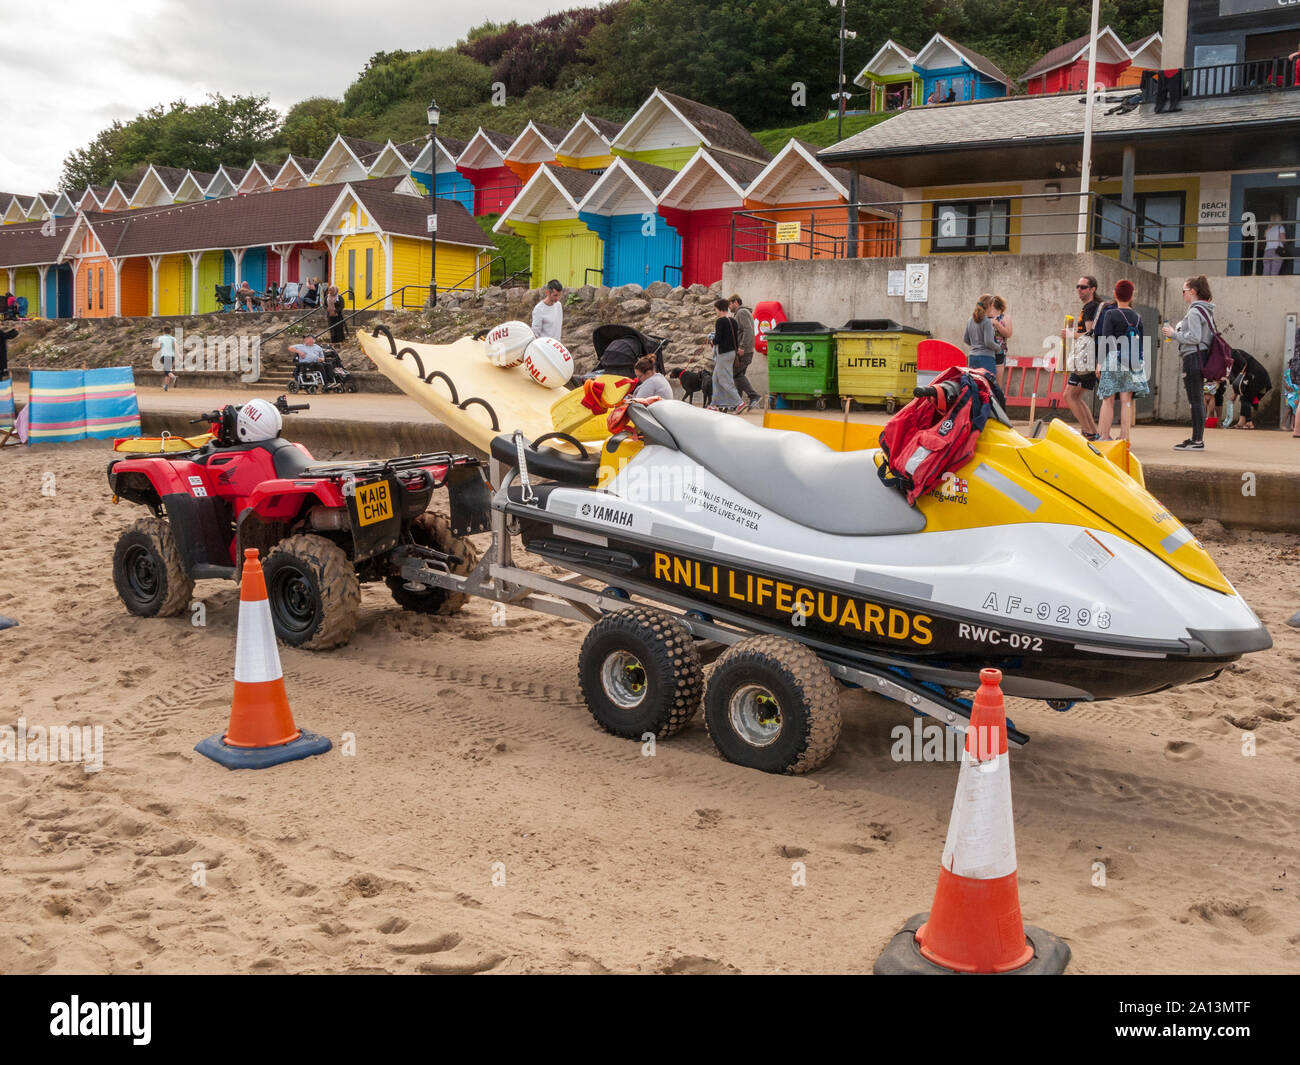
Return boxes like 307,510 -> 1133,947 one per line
392,459 -> 1028,749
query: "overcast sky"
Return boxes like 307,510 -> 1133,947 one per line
0,0 -> 558,194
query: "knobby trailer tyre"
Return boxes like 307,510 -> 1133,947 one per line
578,607 -> 704,740
704,635 -> 842,774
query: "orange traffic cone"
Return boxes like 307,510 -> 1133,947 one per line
195,549 -> 332,769
874,668 -> 1069,974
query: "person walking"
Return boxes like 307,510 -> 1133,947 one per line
1093,280 -> 1148,442
963,294 -> 999,376
990,295 -> 1013,393
727,293 -> 761,408
630,355 -> 673,401
154,326 -> 179,391
1161,274 -> 1216,450
1061,275 -> 1102,440
709,299 -> 745,412
532,280 -> 564,341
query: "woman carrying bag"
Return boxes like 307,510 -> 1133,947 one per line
1161,274 -> 1217,451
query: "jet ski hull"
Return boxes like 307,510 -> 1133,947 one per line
501,464 -> 1270,703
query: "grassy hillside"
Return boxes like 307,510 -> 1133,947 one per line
753,113 -> 895,156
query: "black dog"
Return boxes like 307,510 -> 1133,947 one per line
669,367 -> 712,405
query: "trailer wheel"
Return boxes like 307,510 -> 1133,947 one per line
263,534 -> 359,649
386,513 -> 478,616
578,607 -> 703,739
113,517 -> 194,618
704,636 -> 842,774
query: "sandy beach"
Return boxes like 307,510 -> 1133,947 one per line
0,439 -> 1297,974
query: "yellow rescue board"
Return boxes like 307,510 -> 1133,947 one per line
358,331 -> 582,454
113,432 -> 214,453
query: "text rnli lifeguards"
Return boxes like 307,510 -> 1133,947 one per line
650,551 -> 932,646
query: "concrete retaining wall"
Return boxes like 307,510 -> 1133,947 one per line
724,253 -> 1300,424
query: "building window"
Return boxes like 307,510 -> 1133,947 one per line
347,249 -> 356,295
1095,191 -> 1186,249
364,247 -> 373,300
98,268 -> 104,310
930,199 -> 1011,252
87,269 -> 92,309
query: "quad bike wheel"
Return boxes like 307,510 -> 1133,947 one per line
262,534 -> 360,649
386,513 -> 479,616
578,607 -> 703,739
113,517 -> 194,618
704,635 -> 842,774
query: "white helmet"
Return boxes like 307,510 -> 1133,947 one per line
484,320 -> 535,368
522,336 -> 574,389
236,399 -> 282,442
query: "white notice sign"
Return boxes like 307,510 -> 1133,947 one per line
904,263 -> 929,303
426,214 -> 438,233
887,269 -> 905,297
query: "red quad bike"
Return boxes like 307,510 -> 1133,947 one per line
107,395 -> 491,649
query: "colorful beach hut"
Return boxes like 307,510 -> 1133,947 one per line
554,114 -> 624,172
1119,33 -> 1162,88
913,34 -> 1013,104
0,217 -> 75,317
310,136 -> 385,186
408,136 -> 474,214
270,156 -> 317,190
1021,27 -> 1132,94
127,165 -> 197,208
657,148 -> 765,286
313,182 -> 491,305
611,88 -> 770,172
742,139 -> 901,261
456,128 -> 523,216
203,166 -> 246,200
494,165 -> 603,289
503,121 -> 569,184
577,157 -> 681,288
853,40 -> 922,113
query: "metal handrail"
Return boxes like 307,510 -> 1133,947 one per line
260,288 -> 354,344
585,267 -> 603,287
730,191 -> 1170,270
663,264 -> 683,284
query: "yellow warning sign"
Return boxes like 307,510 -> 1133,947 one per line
774,221 -> 802,244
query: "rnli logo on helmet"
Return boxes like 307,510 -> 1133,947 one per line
246,406 -> 262,421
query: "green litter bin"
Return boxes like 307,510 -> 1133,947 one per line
765,322 -> 837,409
835,319 -> 930,412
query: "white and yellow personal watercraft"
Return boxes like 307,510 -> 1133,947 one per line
360,325 -> 1271,762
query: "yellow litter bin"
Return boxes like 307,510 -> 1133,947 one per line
834,319 -> 930,412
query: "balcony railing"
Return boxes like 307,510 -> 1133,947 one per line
1181,55 -> 1299,99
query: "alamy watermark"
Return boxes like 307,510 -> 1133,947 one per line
153,327 -> 260,382
0,718 -> 103,773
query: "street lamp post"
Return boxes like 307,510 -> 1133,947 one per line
427,98 -> 440,307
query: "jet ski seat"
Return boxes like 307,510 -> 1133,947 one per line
628,401 -> 927,536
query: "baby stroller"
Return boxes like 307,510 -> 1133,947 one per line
585,324 -> 668,381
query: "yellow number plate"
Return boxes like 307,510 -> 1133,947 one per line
356,481 -> 393,527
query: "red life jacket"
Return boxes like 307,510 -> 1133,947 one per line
877,367 -> 1001,506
